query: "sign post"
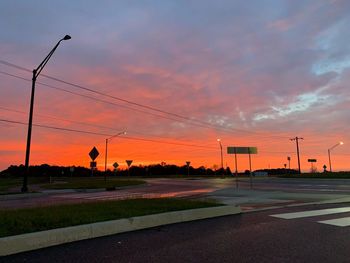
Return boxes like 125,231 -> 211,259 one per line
126,160 -> 133,176
69,166 -> 74,177
186,161 -> 191,176
287,156 -> 291,169
113,162 -> 119,175
227,147 -> 258,189
308,159 -> 317,172
89,147 -> 99,177
234,148 -> 238,188
248,148 -> 253,189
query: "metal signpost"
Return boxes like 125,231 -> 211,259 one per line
186,161 -> 191,176
89,147 -> 99,177
308,159 -> 317,172
69,166 -> 74,177
287,156 -> 291,169
113,162 -> 119,175
227,146 -> 258,189
126,160 -> 133,176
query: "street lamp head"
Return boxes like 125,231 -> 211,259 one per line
63,35 -> 71,41
340,141 -> 344,145
217,138 -> 221,142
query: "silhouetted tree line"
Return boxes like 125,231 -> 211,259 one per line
0,164 -> 233,178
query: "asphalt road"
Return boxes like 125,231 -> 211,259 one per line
3,202 -> 350,263
2,177 -> 350,209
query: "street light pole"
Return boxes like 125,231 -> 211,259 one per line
217,139 -> 223,173
104,131 -> 126,180
22,35 -> 71,193
328,141 -> 343,172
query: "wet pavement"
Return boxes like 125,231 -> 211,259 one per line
2,177 -> 350,211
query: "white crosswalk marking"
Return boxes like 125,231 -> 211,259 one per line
271,207 -> 350,219
318,217 -> 350,227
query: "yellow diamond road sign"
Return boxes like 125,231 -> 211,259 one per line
89,147 -> 99,161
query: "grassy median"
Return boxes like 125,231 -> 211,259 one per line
0,198 -> 220,237
0,177 -> 146,193
40,178 -> 145,190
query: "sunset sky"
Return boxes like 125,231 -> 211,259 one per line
1,0 -> 350,172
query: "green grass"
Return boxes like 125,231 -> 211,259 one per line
0,177 -> 48,193
0,198 -> 220,237
0,178 -> 22,192
0,177 -> 145,193
41,178 -> 145,190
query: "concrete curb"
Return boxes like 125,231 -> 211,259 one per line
0,205 -> 241,256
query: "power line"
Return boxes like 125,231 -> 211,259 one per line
0,69 -> 292,141
0,59 -> 291,139
0,105 -> 124,132
0,105 -> 292,147
0,116 -> 300,155
0,60 -> 235,131
0,105 -> 218,142
0,70 -> 202,125
0,70 -> 249,134
0,117 -> 302,154
0,117 -> 299,154
0,119 -> 111,136
0,66 -> 291,139
0,118 -> 218,149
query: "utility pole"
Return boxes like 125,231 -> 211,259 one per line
217,139 -> 224,175
290,137 -> 303,174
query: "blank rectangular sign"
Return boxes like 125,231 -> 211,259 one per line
227,147 -> 258,154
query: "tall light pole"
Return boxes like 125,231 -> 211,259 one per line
328,141 -> 343,172
22,35 -> 71,193
105,131 -> 126,175
217,139 -> 223,173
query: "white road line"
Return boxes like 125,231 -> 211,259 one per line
271,207 -> 350,219
318,217 -> 350,227
292,188 -> 346,192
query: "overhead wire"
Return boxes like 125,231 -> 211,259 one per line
0,118 -> 217,149
0,60 -> 241,132
0,59 -> 291,139
0,105 -> 210,141
0,70 -> 331,147
0,70 -> 245,134
0,118 -> 299,155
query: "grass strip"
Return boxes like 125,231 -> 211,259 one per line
40,178 -> 145,189
0,177 -> 52,193
0,198 -> 220,237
